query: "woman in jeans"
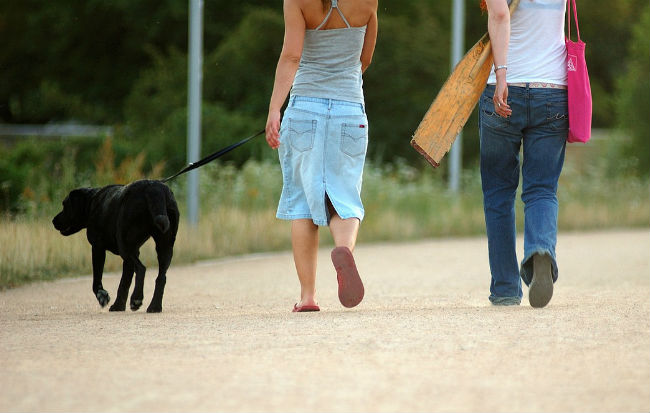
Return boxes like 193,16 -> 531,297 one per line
480,0 -> 568,307
265,0 -> 378,312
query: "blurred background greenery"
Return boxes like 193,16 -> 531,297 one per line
0,0 -> 648,288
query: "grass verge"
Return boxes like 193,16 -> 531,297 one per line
1,155 -> 648,290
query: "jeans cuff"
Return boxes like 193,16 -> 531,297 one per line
489,295 -> 522,306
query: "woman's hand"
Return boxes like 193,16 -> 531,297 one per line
265,110 -> 281,149
493,71 -> 511,118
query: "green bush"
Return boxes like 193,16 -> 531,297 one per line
123,9 -> 282,173
204,8 -> 284,117
363,8 -> 447,163
616,4 -> 650,175
0,156 -> 28,212
0,140 -> 97,213
3,153 -> 649,289
0,137 -> 168,214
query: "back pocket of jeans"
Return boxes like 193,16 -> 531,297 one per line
480,95 -> 509,129
341,123 -> 368,157
288,119 -> 316,152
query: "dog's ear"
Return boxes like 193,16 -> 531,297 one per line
66,187 -> 96,220
54,187 -> 96,235
68,187 -> 95,201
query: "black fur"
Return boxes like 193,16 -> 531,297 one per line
52,180 -> 179,313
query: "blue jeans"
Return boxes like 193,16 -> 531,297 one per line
479,84 -> 567,303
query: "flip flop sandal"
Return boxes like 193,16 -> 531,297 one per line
293,303 -> 320,312
331,246 -> 364,308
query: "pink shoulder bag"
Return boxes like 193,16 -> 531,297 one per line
566,0 -> 592,143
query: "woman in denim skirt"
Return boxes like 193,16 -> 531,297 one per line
265,0 -> 378,312
480,0 -> 569,307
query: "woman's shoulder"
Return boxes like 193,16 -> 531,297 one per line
353,0 -> 378,13
299,0 -> 377,30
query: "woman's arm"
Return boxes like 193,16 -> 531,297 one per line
360,1 -> 378,73
266,0 -> 305,149
486,0 -> 511,117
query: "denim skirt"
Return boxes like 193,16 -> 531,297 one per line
277,96 -> 368,226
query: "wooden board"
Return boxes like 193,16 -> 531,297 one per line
411,0 -> 520,167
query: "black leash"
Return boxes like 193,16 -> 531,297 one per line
161,128 -> 265,183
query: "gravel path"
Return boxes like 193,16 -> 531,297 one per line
1,229 -> 648,412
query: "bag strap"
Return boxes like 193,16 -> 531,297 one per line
567,0 -> 581,41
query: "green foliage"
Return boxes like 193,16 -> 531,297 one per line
1,1 -> 185,123
573,0 -> 640,127
0,137 -> 166,214
205,8 -> 284,117
124,47 -> 188,135
1,0 -> 649,209
0,140 -> 94,213
123,46 -> 188,170
123,46 -> 273,171
0,157 -> 28,212
616,4 -> 650,175
2,155 -> 649,290
123,10 -> 282,172
364,6 -> 447,162
0,0 -> 270,123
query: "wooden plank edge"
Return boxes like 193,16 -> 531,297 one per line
410,138 -> 440,168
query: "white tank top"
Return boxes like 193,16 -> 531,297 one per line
487,0 -> 568,85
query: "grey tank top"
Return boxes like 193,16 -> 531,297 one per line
290,0 -> 367,104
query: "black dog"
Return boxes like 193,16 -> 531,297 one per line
52,180 -> 179,313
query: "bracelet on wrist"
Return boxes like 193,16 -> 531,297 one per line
494,65 -> 507,72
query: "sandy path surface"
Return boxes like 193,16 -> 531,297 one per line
1,229 -> 649,412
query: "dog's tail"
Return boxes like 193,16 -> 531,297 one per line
145,183 -> 171,233
153,215 -> 170,233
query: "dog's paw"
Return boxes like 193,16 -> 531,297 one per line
130,299 -> 143,311
108,303 -> 126,312
96,289 -> 110,307
146,303 -> 162,313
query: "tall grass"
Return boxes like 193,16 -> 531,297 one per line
1,139 -> 648,290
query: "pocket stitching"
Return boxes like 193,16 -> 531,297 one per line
340,123 -> 368,157
545,102 -> 569,131
480,97 -> 509,129
288,119 -> 316,152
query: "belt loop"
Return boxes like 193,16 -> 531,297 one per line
290,96 -> 296,107
328,99 -> 333,110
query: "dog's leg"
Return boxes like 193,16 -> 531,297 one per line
146,245 -> 173,313
109,258 -> 135,311
129,255 -> 146,311
91,247 -> 110,307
